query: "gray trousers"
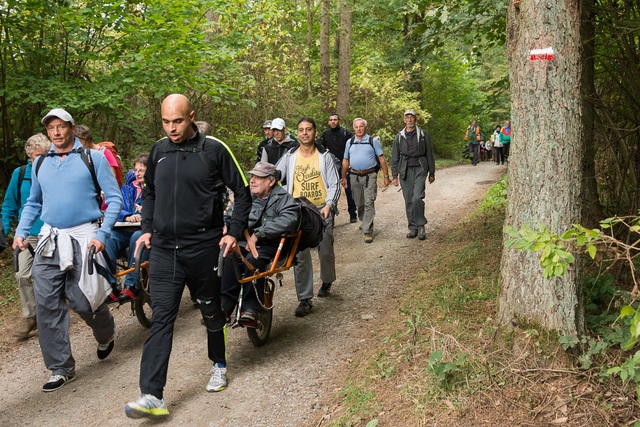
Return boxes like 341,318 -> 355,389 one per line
400,166 -> 427,231
32,238 -> 115,376
350,172 -> 378,234
294,213 -> 335,300
16,235 -> 39,318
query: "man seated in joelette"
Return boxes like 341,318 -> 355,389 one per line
105,153 -> 148,303
220,161 -> 299,326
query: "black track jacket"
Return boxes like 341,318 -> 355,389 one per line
142,128 -> 251,249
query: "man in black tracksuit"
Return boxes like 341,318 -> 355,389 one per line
125,94 -> 251,419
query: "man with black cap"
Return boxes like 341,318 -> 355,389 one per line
391,109 -> 436,240
13,108 -> 123,392
221,161 -> 299,326
256,119 -> 273,163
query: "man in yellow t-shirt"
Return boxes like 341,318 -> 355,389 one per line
276,117 -> 341,316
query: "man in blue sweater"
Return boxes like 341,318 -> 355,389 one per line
13,108 -> 123,392
2,133 -> 51,340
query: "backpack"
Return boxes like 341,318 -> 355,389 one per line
35,147 -> 102,210
98,141 -> 123,187
295,196 -> 325,251
347,136 -> 381,172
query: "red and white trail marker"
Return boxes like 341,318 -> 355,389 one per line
529,47 -> 555,61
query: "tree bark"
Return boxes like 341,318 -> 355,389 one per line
499,0 -> 586,336
320,0 -> 331,111
336,0 -> 352,118
305,0 -> 314,99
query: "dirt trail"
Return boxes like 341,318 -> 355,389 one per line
0,161 -> 505,426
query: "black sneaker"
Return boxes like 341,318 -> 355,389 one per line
42,373 -> 76,392
97,337 -> 115,360
350,216 -> 357,223
406,229 -> 418,239
294,299 -> 312,317
318,283 -> 332,297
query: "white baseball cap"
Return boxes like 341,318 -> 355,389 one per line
41,108 -> 75,125
271,118 -> 286,130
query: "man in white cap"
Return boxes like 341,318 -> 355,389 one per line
260,117 -> 299,164
13,108 -> 123,391
390,109 -> 436,240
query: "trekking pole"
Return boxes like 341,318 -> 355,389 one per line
217,244 -> 226,278
87,245 -> 96,275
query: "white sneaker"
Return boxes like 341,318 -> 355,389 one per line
206,363 -> 227,392
124,394 -> 170,419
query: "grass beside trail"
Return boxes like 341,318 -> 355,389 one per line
326,179 -> 636,427
325,183 -> 504,426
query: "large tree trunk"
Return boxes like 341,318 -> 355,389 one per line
304,0 -> 314,99
499,0 -> 586,336
336,0 -> 352,118
320,0 -> 331,111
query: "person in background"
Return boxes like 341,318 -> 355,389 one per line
260,118 -> 299,165
341,118 -> 391,243
13,108 -> 122,392
256,120 -> 273,163
195,121 -> 212,135
105,153 -> 149,303
319,113 -> 357,223
493,125 -> 504,165
391,109 -> 436,241
75,125 -> 120,184
465,119 -> 482,166
2,133 -> 51,341
500,119 -> 511,163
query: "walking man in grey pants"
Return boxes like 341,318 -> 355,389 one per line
391,109 -> 436,240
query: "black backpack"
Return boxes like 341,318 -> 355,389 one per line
295,196 -> 325,251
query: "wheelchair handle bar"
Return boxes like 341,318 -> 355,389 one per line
134,243 -> 147,275
13,243 -> 35,273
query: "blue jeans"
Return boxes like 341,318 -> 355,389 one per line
105,228 -> 145,289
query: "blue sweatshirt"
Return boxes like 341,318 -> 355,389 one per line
2,160 -> 44,236
15,139 -> 123,244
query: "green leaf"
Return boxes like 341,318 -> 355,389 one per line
621,306 -> 636,318
587,244 -> 597,259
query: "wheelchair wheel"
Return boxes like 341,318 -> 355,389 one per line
247,308 -> 272,347
134,265 -> 152,329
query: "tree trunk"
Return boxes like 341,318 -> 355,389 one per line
305,0 -> 314,99
580,0 -> 602,227
320,0 -> 331,111
336,0 -> 352,118
499,0 -> 586,336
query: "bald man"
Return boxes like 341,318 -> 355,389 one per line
125,94 -> 251,419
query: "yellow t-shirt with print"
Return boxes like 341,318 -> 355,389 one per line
292,151 -> 327,207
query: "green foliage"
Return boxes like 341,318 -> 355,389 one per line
480,176 -> 507,213
427,349 -> 469,389
507,215 -> 640,401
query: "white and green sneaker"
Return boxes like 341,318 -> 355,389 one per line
206,363 -> 227,392
124,394 -> 170,419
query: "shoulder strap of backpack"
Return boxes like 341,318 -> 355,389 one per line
197,138 -> 225,192
16,165 -> 28,202
78,148 -> 103,209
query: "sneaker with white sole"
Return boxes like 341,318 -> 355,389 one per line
206,363 -> 227,392
124,394 -> 170,419
42,373 -> 76,392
